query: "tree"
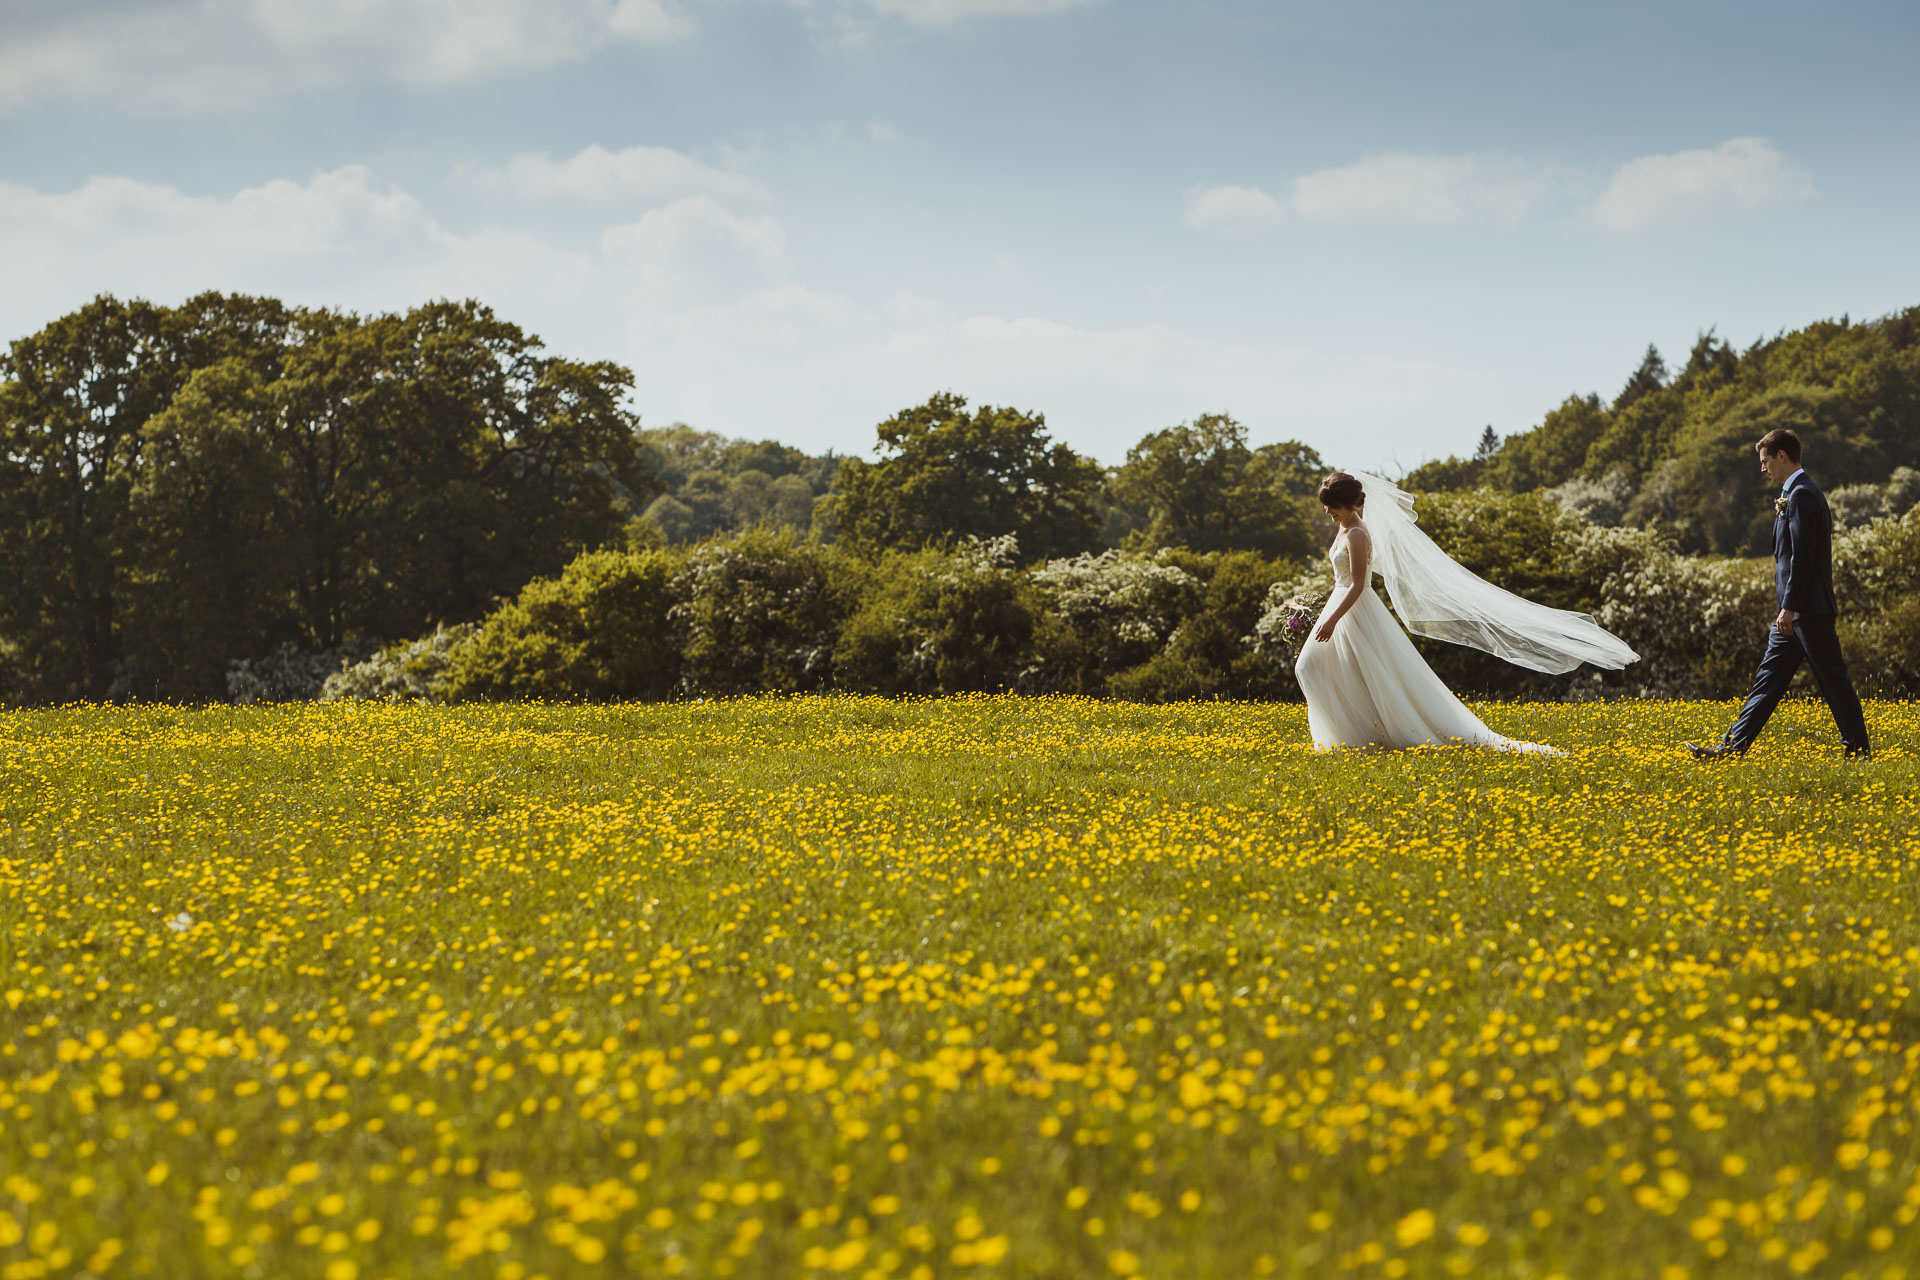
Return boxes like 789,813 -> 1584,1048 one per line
221,300 -> 651,648
0,292 -> 305,701
722,439 -> 811,481
130,359 -> 305,698
0,295 -> 654,701
833,392 -> 1104,559
765,474 -> 815,530
1583,385 -> 1683,482
1483,394 -> 1610,492
634,424 -> 731,490
1108,414 -> 1323,559
641,494 -> 696,543
1672,330 -> 1739,396
1614,344 -> 1668,412
0,297 -> 165,700
724,470 -> 774,526
1663,384 -> 1853,554
1249,439 -> 1329,500
1401,454 -> 1484,492
1404,428 -> 1499,494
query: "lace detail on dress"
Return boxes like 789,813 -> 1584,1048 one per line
1329,524 -> 1363,587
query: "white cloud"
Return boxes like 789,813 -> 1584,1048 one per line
1290,152 -> 1562,224
466,144 -> 763,203
786,0 -> 1100,39
601,197 -> 789,307
0,168 -> 617,333
866,121 -> 903,144
1589,137 -> 1813,230
0,164 -> 1524,467
1188,153 -> 1567,232
0,0 -> 693,113
854,0 -> 1102,22
1183,184 -> 1285,229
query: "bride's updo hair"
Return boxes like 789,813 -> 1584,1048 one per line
1318,472 -> 1365,510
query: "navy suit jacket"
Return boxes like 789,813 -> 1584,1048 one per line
1775,471 -> 1839,616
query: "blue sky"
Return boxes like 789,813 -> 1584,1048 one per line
4,0 -> 1917,469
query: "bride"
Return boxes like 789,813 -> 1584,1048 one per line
1293,471 -> 1637,752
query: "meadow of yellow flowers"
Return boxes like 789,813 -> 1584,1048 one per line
1,696 -> 1916,1279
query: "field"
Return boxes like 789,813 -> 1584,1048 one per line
2,697 -> 1918,1280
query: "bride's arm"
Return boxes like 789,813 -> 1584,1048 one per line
1314,528 -> 1371,642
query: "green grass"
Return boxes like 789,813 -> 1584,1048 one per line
1,696 -> 1916,1279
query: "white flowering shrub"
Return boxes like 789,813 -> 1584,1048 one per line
836,536 -> 1040,694
320,625 -> 476,703
229,640 -> 377,705
1033,550 -> 1201,645
1545,466 -> 1637,526
1834,505 -> 1920,696
671,530 -> 858,695
1835,503 -> 1920,610
1587,547 -> 1776,697
1107,551 -> 1301,703
1890,467 -> 1920,518
1829,484 -> 1888,530
1026,550 -> 1203,691
1830,467 -> 1920,530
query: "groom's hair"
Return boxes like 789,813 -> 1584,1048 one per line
1756,428 -> 1801,462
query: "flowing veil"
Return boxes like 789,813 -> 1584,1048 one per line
1348,471 -> 1638,675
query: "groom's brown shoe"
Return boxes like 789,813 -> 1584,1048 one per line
1686,741 -> 1744,761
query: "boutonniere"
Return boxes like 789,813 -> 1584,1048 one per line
1773,494 -> 1788,516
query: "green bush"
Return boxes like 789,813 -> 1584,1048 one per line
672,530 -> 860,695
1025,549 -> 1205,693
1109,552 -> 1298,702
836,536 -> 1042,694
1578,532 -> 1776,697
1836,506 -> 1920,697
1849,596 -> 1920,698
322,626 -> 473,704
438,550 -> 682,702
317,500 -> 1920,706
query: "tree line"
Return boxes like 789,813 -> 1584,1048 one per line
0,295 -> 650,703
0,294 -> 1332,703
5,292 -> 1918,705
1408,309 -> 1920,552
630,397 -> 1328,563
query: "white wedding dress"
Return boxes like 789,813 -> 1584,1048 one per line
1294,525 -> 1560,753
1290,471 -> 1638,753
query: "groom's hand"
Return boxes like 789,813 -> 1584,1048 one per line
1775,609 -> 1795,637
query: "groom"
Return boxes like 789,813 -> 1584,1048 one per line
1688,428 -> 1871,760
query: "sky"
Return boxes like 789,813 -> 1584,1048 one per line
3,0 -> 1918,471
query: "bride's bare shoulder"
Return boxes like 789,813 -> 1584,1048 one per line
1345,521 -> 1372,544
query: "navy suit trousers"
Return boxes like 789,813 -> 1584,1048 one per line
1725,613 -> 1871,754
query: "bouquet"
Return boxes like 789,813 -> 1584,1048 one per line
1274,593 -> 1326,655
